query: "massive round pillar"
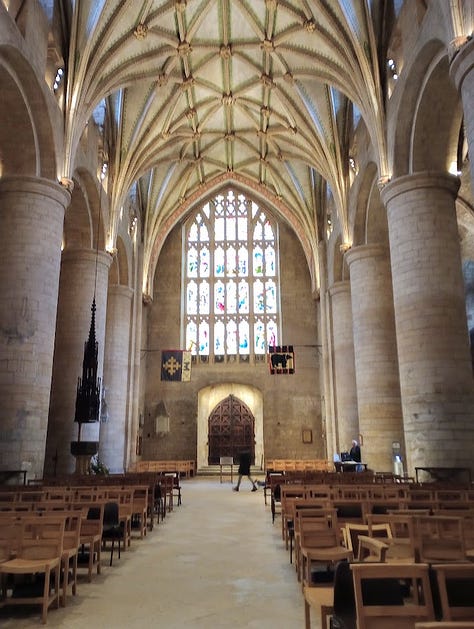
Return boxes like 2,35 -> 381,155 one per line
451,37 -> 474,188
99,285 -> 133,473
345,244 -> 404,473
381,172 -> 474,474
0,176 -> 70,479
45,248 -> 111,475
328,281 -> 358,455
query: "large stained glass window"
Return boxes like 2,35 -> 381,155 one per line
184,190 -> 279,357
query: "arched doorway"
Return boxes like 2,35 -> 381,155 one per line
208,394 -> 255,464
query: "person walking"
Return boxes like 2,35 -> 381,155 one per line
233,450 -> 257,491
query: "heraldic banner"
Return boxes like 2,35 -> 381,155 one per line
161,350 -> 192,381
268,345 -> 295,375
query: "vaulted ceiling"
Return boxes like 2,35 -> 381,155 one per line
63,0 -> 391,287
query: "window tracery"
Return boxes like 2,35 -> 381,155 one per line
184,190 -> 279,358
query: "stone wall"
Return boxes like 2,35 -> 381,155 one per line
141,216 -> 322,465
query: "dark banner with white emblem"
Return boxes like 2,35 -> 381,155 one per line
161,350 -> 192,381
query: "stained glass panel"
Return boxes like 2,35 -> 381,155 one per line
227,280 -> 237,313
215,247 -> 225,276
199,280 -> 209,314
253,280 -> 265,313
215,281 -> 225,313
239,321 -> 249,353
186,320 -> 197,354
237,217 -> 247,240
199,222 -> 209,242
265,247 -> 275,276
253,247 -> 263,275
238,247 -> 248,276
184,189 -> 280,357
227,319 -> 237,354
200,247 -> 210,277
265,280 -> 276,313
187,281 -> 197,314
226,246 -> 237,276
198,321 -> 209,355
238,280 -> 249,313
214,321 -> 225,354
188,247 -> 198,276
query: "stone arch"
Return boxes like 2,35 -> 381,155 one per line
197,383 -> 263,471
352,163 -> 389,248
390,40 -> 462,176
411,54 -> 463,172
0,46 -> 56,178
64,169 -> 106,251
328,235 -> 348,285
144,173 -> 317,298
109,236 -> 130,287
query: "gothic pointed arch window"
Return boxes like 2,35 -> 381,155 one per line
184,189 -> 280,358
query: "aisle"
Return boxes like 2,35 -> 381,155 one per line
0,479 -> 306,629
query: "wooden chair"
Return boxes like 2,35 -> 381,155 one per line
343,522 -> 392,560
60,512 -> 82,607
366,513 -> 417,563
357,535 -> 390,562
294,506 -> 335,580
351,562 -> 436,629
280,486 -> 307,544
0,516 -> 65,624
131,486 -> 149,538
300,509 -> 353,588
264,472 -> 284,507
78,504 -> 104,582
413,515 -> 466,563
432,563 -> 474,621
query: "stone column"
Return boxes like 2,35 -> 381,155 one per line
318,241 -> 336,459
45,248 -> 112,475
450,37 -> 474,187
328,281 -> 359,453
99,285 -> 133,473
345,244 -> 404,472
381,172 -> 474,474
0,176 -> 70,479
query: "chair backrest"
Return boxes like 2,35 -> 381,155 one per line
414,515 -> 465,562
103,502 -> 120,527
432,563 -> 474,621
351,562 -> 435,629
19,516 -> 65,560
344,523 -> 392,559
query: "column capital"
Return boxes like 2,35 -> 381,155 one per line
328,280 -> 350,298
450,35 -> 474,90
108,284 -> 134,300
61,247 -> 113,270
380,171 -> 460,206
0,175 -> 71,207
345,243 -> 388,267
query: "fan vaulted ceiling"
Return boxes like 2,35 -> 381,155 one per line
64,0 -> 389,289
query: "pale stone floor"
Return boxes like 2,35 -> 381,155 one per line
0,477 -> 312,629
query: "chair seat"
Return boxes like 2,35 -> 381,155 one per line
0,556 -> 60,573
302,546 -> 353,562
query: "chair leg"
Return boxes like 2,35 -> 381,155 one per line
110,540 -> 114,566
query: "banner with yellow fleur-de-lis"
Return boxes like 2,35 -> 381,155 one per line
161,350 -> 192,381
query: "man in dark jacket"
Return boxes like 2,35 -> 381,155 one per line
233,450 -> 257,492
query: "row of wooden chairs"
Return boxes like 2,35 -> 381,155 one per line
266,484 -> 474,628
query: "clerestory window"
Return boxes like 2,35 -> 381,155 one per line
183,189 -> 280,357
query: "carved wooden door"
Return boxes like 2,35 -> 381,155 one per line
208,395 -> 255,465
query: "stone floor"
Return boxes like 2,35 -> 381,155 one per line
0,477 -> 311,628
